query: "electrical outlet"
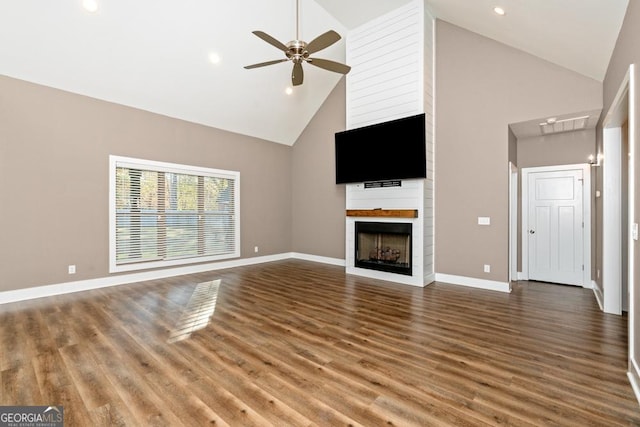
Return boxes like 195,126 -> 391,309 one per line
483,264 -> 491,273
254,246 -> 259,253
478,217 -> 491,225
68,265 -> 76,274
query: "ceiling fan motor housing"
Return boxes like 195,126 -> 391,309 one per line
286,40 -> 309,63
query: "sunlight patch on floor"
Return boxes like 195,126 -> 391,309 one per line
167,279 -> 220,343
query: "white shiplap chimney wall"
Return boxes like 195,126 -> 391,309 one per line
344,0 -> 435,286
346,1 -> 424,129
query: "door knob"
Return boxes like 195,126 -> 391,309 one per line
529,230 -> 535,234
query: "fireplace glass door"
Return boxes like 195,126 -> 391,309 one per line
355,222 -> 412,276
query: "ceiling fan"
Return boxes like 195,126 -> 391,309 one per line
244,0 -> 351,86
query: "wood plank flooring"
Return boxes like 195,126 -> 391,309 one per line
1,259 -> 640,426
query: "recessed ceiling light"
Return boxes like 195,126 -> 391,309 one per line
82,0 -> 99,13
208,52 -> 221,65
493,6 -> 506,16
285,87 -> 293,95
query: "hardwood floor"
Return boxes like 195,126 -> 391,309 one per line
1,259 -> 639,426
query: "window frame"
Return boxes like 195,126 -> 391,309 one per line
109,155 -> 240,273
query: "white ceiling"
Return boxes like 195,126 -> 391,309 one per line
0,0 -> 629,145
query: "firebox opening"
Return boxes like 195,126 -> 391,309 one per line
355,221 -> 412,276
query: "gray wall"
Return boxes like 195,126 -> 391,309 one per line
517,129 -> 596,169
603,1 -> 640,114
291,80 -> 346,259
0,76 -> 292,292
508,127 -> 517,166
435,20 -> 602,283
600,0 -> 640,378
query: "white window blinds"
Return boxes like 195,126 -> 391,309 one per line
109,156 -> 240,273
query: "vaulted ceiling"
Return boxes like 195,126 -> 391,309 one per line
0,0 -> 629,145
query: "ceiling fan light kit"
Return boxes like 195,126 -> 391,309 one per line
244,0 -> 351,86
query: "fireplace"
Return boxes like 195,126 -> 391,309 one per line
355,221 -> 412,276
345,180 -> 426,287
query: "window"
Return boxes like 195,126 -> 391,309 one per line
109,156 -> 240,273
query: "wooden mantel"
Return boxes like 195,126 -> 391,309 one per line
346,209 -> 418,218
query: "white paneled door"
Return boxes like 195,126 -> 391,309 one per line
527,168 -> 584,286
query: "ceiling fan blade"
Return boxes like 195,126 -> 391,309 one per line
244,59 -> 289,69
306,30 -> 341,54
251,30 -> 289,53
307,57 -> 351,75
292,62 -> 304,86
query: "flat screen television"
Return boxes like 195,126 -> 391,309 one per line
335,113 -> 426,184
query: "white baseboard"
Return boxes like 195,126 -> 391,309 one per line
592,282 -> 605,311
0,253 -> 291,305
435,273 -> 511,293
424,273 -> 436,285
629,358 -> 640,406
290,252 -> 345,266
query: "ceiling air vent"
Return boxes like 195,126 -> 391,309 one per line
539,115 -> 589,135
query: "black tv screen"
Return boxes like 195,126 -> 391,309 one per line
335,113 -> 426,184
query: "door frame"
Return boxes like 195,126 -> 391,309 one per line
602,127 -> 623,315
601,68 -> 630,317
601,64 -> 639,402
521,164 -> 591,287
509,162 -> 518,282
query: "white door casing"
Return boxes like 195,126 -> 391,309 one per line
509,162 -> 518,282
603,127 -> 623,314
